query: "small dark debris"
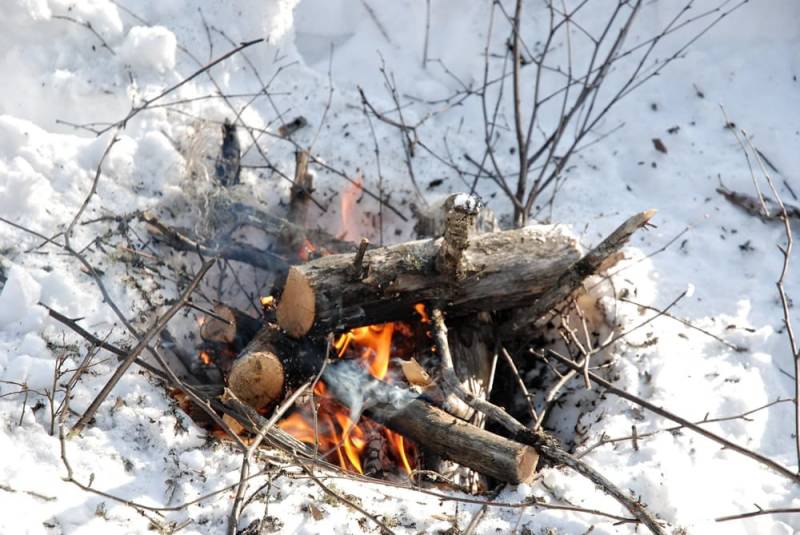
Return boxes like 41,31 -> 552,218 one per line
214,119 -> 240,187
667,126 -> 680,135
693,84 -> 705,98
239,517 -> 284,534
724,121 -> 736,130
652,138 -> 668,154
427,178 -> 444,190
278,116 -> 309,138
650,102 -> 659,111
122,458 -> 134,473
739,240 -> 754,252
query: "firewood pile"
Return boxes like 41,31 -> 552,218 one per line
119,143 -> 660,530
52,134 -> 663,531
213,194 -> 654,488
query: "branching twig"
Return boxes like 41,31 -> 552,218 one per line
228,383 -> 310,535
431,309 -> 666,535
578,398 -> 793,459
71,259 -> 215,435
544,350 -> 800,484
53,15 -> 116,55
717,507 -> 800,522
96,38 -> 264,135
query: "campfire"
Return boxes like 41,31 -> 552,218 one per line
51,142 -> 662,531
173,182 -> 655,490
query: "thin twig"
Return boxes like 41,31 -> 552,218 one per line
299,464 -> 397,535
71,259 -> 215,435
544,350 -> 800,484
619,295 -> 745,352
52,15 -> 116,55
97,39 -> 265,135
431,309 -> 666,535
578,398 -> 793,459
498,346 -> 538,423
717,507 -> 800,522
228,383 -> 311,535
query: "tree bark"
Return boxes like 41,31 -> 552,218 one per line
276,223 -> 581,338
499,209 -> 656,338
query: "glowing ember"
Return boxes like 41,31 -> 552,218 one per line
199,351 -> 212,366
297,238 -> 317,262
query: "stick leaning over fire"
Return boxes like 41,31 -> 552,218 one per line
227,328 -> 538,484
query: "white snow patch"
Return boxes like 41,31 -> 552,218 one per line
119,26 -> 177,73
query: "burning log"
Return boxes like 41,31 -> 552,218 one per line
361,421 -> 391,477
225,205 -> 655,484
322,361 -> 538,484
276,209 -> 582,338
226,324 -> 537,484
200,303 -> 262,348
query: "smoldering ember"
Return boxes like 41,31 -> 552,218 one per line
1,2 -> 799,535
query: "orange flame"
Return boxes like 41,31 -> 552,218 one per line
279,316 -> 419,476
414,303 -> 430,324
199,351 -> 212,366
338,171 -> 364,241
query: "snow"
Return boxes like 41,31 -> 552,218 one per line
119,26 -> 177,73
1,0 -> 800,533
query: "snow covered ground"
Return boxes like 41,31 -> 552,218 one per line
1,0 -> 800,533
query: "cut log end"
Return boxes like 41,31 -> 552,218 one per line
227,349 -> 285,408
515,447 -> 540,484
276,267 -> 316,338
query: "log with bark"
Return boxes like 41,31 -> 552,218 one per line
415,194 -> 497,490
324,361 -> 539,484
226,328 -> 537,483
227,324 -> 323,409
276,214 -> 582,338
